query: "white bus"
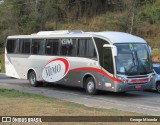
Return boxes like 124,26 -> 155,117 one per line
5,30 -> 154,94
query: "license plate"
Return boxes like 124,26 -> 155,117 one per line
135,85 -> 142,89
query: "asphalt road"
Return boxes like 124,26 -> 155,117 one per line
0,74 -> 160,116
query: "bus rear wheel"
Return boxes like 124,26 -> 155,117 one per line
85,77 -> 97,95
156,82 -> 160,93
29,71 -> 40,87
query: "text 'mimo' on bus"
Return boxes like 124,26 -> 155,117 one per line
5,30 -> 154,94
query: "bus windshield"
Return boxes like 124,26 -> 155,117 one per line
115,43 -> 152,76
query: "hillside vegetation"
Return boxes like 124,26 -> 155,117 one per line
0,0 -> 160,54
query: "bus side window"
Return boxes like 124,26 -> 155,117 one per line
6,39 -> 19,54
46,39 -> 59,55
60,39 -> 76,56
86,39 -> 97,57
77,39 -> 85,56
19,39 -> 31,54
31,39 -> 45,55
77,39 -> 97,58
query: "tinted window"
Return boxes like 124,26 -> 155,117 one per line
46,39 -> 59,55
94,37 -> 109,65
103,48 -> 114,74
31,39 -> 45,55
6,39 -> 19,53
77,39 -> 96,57
60,39 -> 76,56
19,39 -> 31,54
115,44 -> 152,75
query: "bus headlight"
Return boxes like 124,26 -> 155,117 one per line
149,74 -> 154,82
117,76 -> 128,84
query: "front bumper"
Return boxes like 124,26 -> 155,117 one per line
114,81 -> 153,92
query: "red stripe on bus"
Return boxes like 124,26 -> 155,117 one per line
69,67 -> 121,82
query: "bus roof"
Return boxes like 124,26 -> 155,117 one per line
7,30 -> 146,44
91,31 -> 146,44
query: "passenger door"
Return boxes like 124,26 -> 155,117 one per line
103,46 -> 114,75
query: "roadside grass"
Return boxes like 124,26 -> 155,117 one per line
0,88 -> 141,116
0,88 -> 158,125
0,54 -> 4,73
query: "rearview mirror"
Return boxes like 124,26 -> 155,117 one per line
148,45 -> 152,55
103,44 -> 117,56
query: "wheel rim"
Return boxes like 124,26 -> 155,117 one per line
30,73 -> 36,85
156,83 -> 160,93
87,81 -> 95,93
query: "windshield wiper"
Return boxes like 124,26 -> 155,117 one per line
127,65 -> 138,74
132,51 -> 137,67
139,61 -> 148,73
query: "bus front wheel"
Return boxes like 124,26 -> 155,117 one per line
85,77 -> 97,95
29,71 -> 39,87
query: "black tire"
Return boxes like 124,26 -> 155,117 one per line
29,71 -> 40,87
118,91 -> 127,94
156,82 -> 160,93
85,77 -> 97,95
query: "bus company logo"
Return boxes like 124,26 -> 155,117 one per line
61,39 -> 73,45
42,58 -> 69,82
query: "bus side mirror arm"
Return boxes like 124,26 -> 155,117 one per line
148,45 -> 152,55
103,44 -> 117,56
